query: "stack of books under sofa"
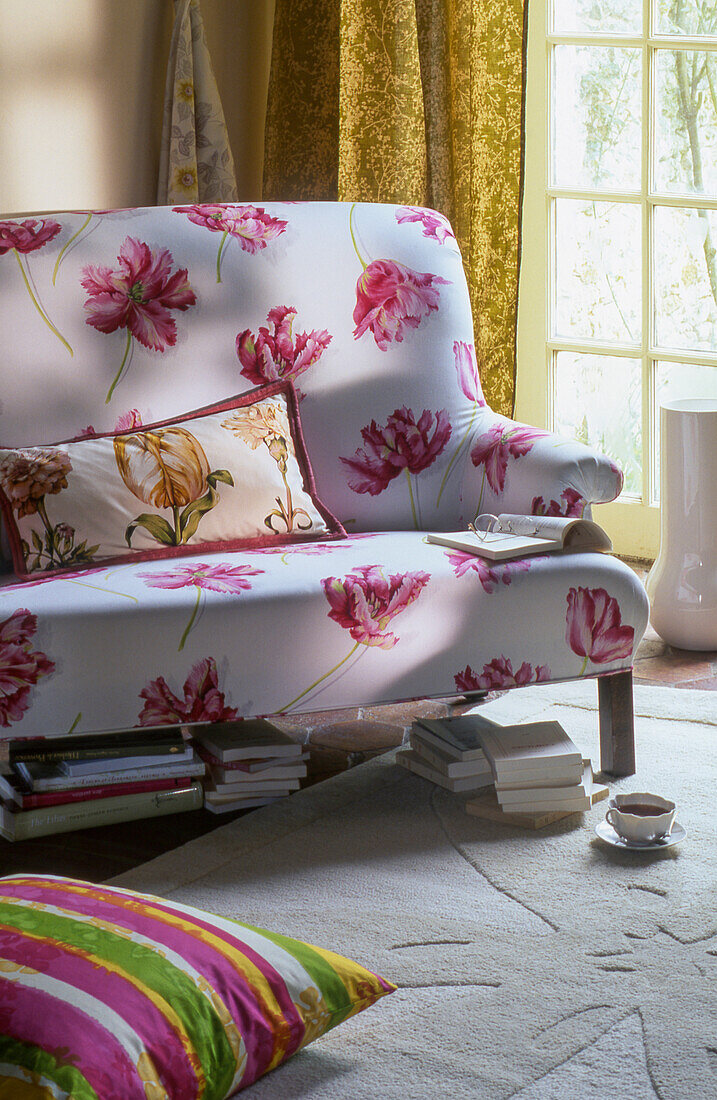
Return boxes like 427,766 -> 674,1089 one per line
0,718 -> 310,840
191,719 -> 308,813
397,711 -> 608,827
0,726 -> 205,841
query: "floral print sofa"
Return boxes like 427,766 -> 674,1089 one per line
0,202 -> 648,773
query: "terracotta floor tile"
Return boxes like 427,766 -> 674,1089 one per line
633,654 -> 716,683
307,720 -> 404,752
676,675 -> 717,690
359,699 -> 451,726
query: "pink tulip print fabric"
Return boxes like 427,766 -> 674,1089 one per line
0,609 -> 54,727
236,306 -> 332,391
0,201 -> 649,736
82,236 -> 196,403
0,530 -> 648,736
174,203 -> 288,281
395,206 -> 457,246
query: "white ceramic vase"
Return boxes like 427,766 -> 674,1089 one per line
645,399 -> 717,651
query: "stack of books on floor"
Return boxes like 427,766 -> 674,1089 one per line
465,715 -> 609,828
191,719 -> 307,814
395,716 -> 494,792
0,726 -> 205,842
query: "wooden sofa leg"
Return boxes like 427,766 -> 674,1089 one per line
597,671 -> 636,777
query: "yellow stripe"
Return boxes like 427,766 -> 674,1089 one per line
0,1077 -> 59,1099
297,940 -> 396,997
0,916 -> 206,1097
3,879 -> 294,1069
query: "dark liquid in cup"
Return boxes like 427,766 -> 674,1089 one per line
619,803 -> 666,816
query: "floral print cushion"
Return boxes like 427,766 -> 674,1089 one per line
0,874 -> 394,1098
0,382 -> 343,579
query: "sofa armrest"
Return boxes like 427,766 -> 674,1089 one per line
461,411 -> 623,520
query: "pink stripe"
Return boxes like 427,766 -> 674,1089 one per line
0,974 -> 145,1098
0,928 -> 198,1098
1,879 -> 302,1080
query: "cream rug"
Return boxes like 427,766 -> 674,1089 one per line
113,682 -> 717,1099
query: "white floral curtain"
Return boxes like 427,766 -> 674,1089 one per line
157,0 -> 239,204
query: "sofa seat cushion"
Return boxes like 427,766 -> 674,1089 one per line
0,532 -> 649,737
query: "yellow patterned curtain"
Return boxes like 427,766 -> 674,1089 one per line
158,0 -> 238,205
263,0 -> 526,416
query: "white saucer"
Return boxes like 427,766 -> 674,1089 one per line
595,818 -> 686,850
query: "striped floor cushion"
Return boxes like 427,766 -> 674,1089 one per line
0,874 -> 395,1098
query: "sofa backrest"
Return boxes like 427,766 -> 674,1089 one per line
0,202 -> 479,532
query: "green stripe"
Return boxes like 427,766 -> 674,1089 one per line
0,1034 -> 98,1100
234,921 -> 358,1030
0,901 -> 234,1100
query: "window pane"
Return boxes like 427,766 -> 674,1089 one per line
654,0 -> 717,36
553,46 -> 641,190
553,0 -> 642,34
654,206 -> 717,351
653,361 -> 717,496
554,352 -> 642,496
654,51 -> 717,196
554,199 -> 641,342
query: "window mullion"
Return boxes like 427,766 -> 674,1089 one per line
643,0 -> 652,505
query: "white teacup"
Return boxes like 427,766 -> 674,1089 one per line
606,793 -> 676,844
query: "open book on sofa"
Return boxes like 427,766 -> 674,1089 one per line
426,512 -> 612,561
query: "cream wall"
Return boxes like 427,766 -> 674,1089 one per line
0,0 -> 274,215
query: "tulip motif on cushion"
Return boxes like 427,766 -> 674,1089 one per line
0,609 -> 55,726
445,549 -> 534,594
174,203 -> 288,281
137,656 -> 238,726
0,448 -> 99,573
236,306 -> 332,392
280,565 -> 430,712
531,488 -> 586,518
222,399 -> 312,533
454,657 -> 552,693
0,218 -> 72,355
437,341 -> 488,506
341,407 -> 452,528
565,586 -> 634,675
81,237 -> 196,403
395,206 -> 457,246
114,426 -> 233,547
470,422 -> 549,512
349,203 -> 450,350
139,561 -> 264,651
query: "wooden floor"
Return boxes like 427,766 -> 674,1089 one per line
2,561 -> 714,882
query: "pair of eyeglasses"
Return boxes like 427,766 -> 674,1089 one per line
467,514 -> 541,540
467,513 -> 500,541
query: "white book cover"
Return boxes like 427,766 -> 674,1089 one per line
0,782 -> 203,841
426,514 -> 611,561
497,762 -> 593,805
61,744 -> 196,777
211,761 -> 307,784
413,717 -> 495,761
494,760 -> 584,788
206,775 -> 301,795
193,720 -> 302,762
498,765 -> 608,812
409,734 -> 492,779
16,756 -> 206,792
476,720 -> 582,775
396,749 -> 494,793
